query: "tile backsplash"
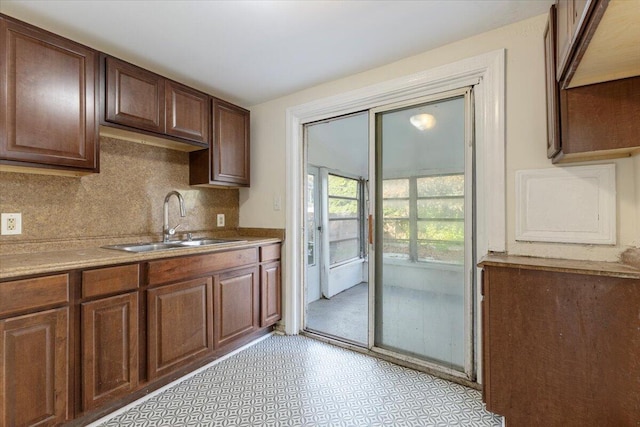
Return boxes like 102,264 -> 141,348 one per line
0,137 -> 238,247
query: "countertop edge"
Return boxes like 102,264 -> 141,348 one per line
0,237 -> 282,280
478,254 -> 640,279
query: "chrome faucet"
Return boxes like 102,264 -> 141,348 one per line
163,191 -> 186,243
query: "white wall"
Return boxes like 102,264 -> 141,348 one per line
242,13 -> 639,262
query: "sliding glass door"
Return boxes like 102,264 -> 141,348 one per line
301,89 -> 475,379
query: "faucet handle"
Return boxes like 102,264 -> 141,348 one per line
168,223 -> 182,236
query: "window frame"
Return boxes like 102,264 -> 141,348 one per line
327,172 -> 364,266
383,172 -> 465,264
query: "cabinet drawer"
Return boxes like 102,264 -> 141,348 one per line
259,244 -> 281,262
0,274 -> 69,317
82,264 -> 139,298
148,248 -> 258,286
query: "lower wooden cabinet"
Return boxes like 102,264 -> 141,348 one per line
147,277 -> 213,380
260,261 -> 281,327
0,307 -> 68,427
0,243 -> 281,425
481,260 -> 640,426
81,292 -> 138,411
213,266 -> 259,348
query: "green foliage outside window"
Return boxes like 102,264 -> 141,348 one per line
383,174 -> 465,263
328,174 -> 361,264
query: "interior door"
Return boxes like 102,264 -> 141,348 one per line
370,88 -> 475,379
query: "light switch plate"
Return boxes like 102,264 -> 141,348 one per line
1,213 -> 22,235
217,214 -> 225,227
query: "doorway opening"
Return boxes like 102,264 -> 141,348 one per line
287,50 -> 506,385
303,112 -> 369,346
303,89 -> 475,380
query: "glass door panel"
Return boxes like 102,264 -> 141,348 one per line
374,93 -> 471,373
304,112 -> 369,346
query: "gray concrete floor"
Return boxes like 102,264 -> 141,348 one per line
305,282 -> 368,345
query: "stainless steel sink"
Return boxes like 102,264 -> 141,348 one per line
175,238 -> 244,247
102,242 -> 183,252
102,238 -> 246,253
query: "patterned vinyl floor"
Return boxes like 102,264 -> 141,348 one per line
97,335 -> 502,427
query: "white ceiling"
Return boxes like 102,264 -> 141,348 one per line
1,0 -> 552,107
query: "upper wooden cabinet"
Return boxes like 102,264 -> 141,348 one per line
544,6 -> 561,159
557,76 -> 640,162
189,98 -> 250,187
0,14 -> 99,175
103,56 -> 210,148
546,2 -> 640,163
165,80 -> 210,143
555,0 -> 593,80
105,57 -> 164,134
561,0 -> 640,89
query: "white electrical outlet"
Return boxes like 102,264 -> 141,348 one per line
1,213 -> 22,235
217,214 -> 225,227
273,194 -> 281,211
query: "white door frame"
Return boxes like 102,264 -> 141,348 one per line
284,49 -> 506,379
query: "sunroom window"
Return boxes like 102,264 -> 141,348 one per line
383,174 -> 464,263
328,174 -> 362,265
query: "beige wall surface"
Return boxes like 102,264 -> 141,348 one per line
241,14 -> 639,262
0,137 -> 238,249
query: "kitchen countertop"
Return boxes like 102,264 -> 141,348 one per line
0,236 -> 281,280
479,253 -> 640,279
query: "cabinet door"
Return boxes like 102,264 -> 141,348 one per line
0,17 -> 98,170
0,307 -> 68,427
105,56 -> 164,133
212,99 -> 250,185
544,5 -> 561,158
147,277 -> 213,380
213,266 -> 259,348
81,292 -> 138,411
555,0 -> 572,77
165,81 -> 210,144
260,261 -> 281,327
555,0 -> 593,79
483,266 -> 640,425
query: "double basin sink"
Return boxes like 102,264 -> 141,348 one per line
102,238 -> 246,253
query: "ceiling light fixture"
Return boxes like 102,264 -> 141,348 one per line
410,113 -> 436,130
